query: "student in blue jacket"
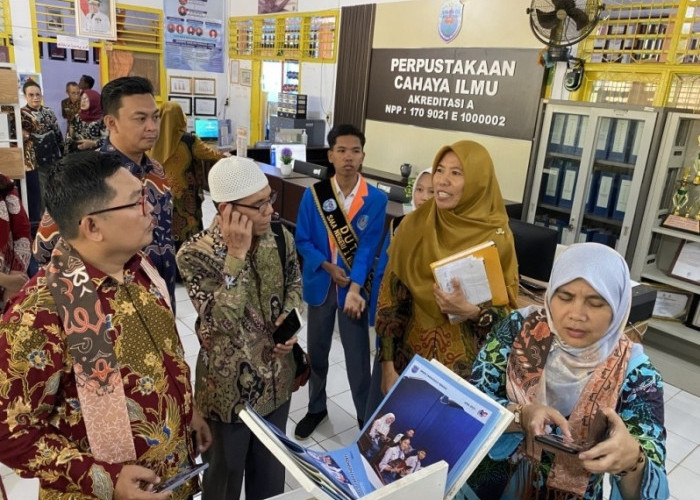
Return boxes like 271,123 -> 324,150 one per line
294,124 -> 387,439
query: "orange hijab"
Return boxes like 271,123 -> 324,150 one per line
149,101 -> 187,165
385,140 -> 519,328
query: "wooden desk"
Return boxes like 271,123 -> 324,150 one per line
256,161 -> 405,229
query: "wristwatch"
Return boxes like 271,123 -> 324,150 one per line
513,403 -> 524,425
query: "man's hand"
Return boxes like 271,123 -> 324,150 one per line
322,261 -> 350,288
272,334 -> 297,358
190,408 -> 212,455
218,204 -> 253,260
113,464 -> 171,500
343,283 -> 365,320
76,139 -> 97,150
433,279 -> 480,323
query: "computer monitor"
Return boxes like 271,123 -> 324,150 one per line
508,219 -> 559,286
293,160 -> 328,180
194,118 -> 219,141
376,181 -> 410,203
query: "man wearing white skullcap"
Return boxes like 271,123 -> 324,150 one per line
176,156 -> 303,500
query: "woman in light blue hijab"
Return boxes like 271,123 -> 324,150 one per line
461,243 -> 669,500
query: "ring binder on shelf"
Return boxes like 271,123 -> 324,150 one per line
557,161 -> 578,209
608,119 -> 630,163
561,114 -> 580,155
593,171 -> 616,217
548,113 -> 566,153
612,174 -> 632,220
595,117 -> 613,160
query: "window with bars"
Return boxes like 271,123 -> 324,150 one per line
229,11 -> 338,62
574,1 -> 700,110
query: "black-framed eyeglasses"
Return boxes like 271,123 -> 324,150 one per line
80,187 -> 147,224
229,190 -> 277,214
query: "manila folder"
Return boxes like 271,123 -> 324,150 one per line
430,240 -> 508,307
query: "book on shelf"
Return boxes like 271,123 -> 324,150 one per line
585,170 -> 601,214
430,241 -> 509,322
238,355 -> 513,500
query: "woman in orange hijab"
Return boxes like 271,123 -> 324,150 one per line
376,140 -> 519,391
150,101 -> 227,251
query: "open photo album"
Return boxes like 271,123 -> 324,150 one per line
239,355 -> 513,500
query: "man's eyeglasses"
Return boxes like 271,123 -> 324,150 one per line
229,190 -> 277,214
81,187 -> 148,223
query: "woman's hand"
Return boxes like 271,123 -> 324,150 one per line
76,139 -> 97,150
433,279 -> 480,322
518,402 -> 571,456
381,360 -> 399,395
0,271 -> 29,301
578,407 -> 644,475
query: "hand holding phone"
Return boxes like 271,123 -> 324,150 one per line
152,463 -> 209,493
535,433 -> 589,454
535,411 -> 610,455
273,307 -> 303,345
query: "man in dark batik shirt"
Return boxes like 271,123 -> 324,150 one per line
33,77 -> 177,307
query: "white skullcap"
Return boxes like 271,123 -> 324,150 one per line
208,156 -> 269,203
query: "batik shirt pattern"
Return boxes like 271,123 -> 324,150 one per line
0,253 -> 196,499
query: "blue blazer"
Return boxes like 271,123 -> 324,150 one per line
295,180 -> 387,308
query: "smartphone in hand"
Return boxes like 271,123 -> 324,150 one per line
152,463 -> 209,493
535,434 -> 589,454
272,307 -> 303,345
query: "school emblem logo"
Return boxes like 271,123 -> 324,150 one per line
357,215 -> 369,231
322,199 -> 337,212
438,0 -> 464,42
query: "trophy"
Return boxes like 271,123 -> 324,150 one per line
662,135 -> 700,234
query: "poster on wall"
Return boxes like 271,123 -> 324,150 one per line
366,48 -> 544,141
164,0 -> 225,73
258,0 -> 298,14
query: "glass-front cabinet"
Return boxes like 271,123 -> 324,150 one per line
631,113 -> 700,357
525,101 -> 666,262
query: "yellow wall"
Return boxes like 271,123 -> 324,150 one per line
365,0 -> 542,203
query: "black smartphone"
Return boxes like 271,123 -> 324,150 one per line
535,434 -> 589,454
152,463 -> 209,493
273,307 -> 303,344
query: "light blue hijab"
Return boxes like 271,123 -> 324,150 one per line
542,243 -> 638,416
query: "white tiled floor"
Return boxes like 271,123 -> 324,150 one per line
3,194 -> 700,499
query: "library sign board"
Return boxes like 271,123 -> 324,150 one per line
367,48 -> 544,141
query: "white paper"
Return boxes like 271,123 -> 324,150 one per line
615,178 -> 632,212
433,255 -> 491,320
0,113 -> 9,145
596,175 -> 613,208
